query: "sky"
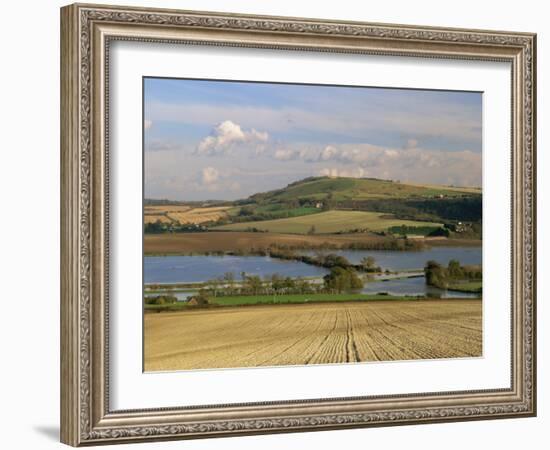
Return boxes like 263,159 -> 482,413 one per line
144,77 -> 482,201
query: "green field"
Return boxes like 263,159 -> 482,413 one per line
145,293 -> 421,312
214,210 -> 442,234
212,293 -> 415,305
447,281 -> 482,293
251,205 -> 318,217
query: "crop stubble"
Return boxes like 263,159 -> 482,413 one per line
144,206 -> 231,224
144,299 -> 482,371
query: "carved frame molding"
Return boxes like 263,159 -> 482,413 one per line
61,3 -> 536,446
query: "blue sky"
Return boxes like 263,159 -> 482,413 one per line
144,77 -> 482,201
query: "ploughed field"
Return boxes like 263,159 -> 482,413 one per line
144,299 -> 482,371
144,232 -> 481,254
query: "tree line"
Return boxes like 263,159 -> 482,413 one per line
424,259 -> 482,289
200,256 -> 366,299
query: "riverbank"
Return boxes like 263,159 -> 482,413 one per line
423,237 -> 482,247
144,291 -> 483,312
144,231 -> 480,255
447,281 -> 483,293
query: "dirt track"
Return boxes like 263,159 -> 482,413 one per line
144,299 -> 482,371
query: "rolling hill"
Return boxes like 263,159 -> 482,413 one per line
145,177 -> 482,237
247,176 -> 480,203
231,177 -> 482,226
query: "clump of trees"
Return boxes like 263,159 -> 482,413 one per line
203,272 -> 323,298
312,253 -> 351,268
339,197 -> 482,223
244,227 -> 266,233
268,248 -> 355,270
323,267 -> 363,293
342,239 -> 425,251
360,256 -> 381,273
268,248 -> 383,274
188,291 -> 210,306
144,294 -> 178,305
387,225 -> 450,237
232,238 -> 424,256
424,261 -> 447,288
201,254 -> 365,299
144,220 -> 208,234
424,259 -> 482,289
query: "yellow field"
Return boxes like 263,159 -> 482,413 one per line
144,299 -> 482,371
168,206 -> 231,224
143,214 -> 172,224
214,210 -> 442,234
144,205 -> 231,224
144,205 -> 192,213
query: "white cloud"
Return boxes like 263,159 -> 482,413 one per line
274,149 -> 297,161
201,166 -> 219,185
404,138 -> 418,149
315,144 -> 386,165
319,145 -> 339,161
144,119 -> 152,130
333,147 -> 482,186
319,167 -> 366,178
272,147 -> 317,162
268,141 -> 480,186
196,120 -> 269,156
315,143 -> 481,186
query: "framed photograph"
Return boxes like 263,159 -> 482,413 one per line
60,3 -> 536,446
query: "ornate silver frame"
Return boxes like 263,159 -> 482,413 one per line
60,3 -> 536,446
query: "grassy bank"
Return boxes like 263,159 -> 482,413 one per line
145,293 -> 436,312
212,293 -> 416,305
447,281 -> 482,293
424,238 -> 482,247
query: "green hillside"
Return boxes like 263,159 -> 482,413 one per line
147,176 -> 481,238
248,176 -> 479,203
222,176 -> 482,227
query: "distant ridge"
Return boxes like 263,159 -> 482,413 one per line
246,176 -> 480,204
145,176 -> 481,207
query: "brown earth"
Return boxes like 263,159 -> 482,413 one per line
144,299 -> 482,371
144,231 -> 390,254
144,231 -> 481,254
